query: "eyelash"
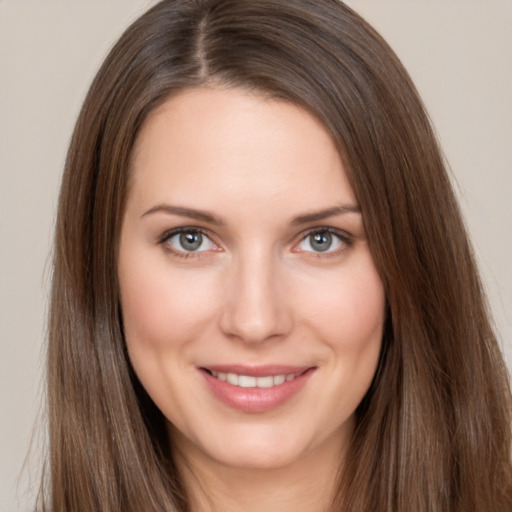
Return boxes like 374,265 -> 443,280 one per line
158,226 -> 353,260
293,228 -> 353,258
158,227 -> 220,260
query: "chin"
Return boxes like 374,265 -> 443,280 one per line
216,441 -> 306,470
168,415 -> 349,473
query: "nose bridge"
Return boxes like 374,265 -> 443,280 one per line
220,245 -> 292,344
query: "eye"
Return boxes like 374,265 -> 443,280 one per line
163,229 -> 217,254
295,230 -> 349,254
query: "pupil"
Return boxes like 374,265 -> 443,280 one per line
180,231 -> 202,251
311,232 -> 332,252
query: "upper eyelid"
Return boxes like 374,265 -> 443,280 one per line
291,227 -> 353,255
158,226 -> 216,244
296,226 -> 352,242
158,227 -> 219,258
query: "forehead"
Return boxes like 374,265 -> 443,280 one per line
128,87 -> 356,218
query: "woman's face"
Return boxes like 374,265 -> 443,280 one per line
118,87 -> 385,471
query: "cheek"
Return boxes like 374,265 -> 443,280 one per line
118,249 -> 220,354
309,257 -> 385,416
302,256 -> 385,351
117,250 -> 224,420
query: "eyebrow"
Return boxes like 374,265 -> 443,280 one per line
291,204 -> 361,225
141,204 -> 225,225
141,203 -> 360,226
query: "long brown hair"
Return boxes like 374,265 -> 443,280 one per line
43,1 -> 512,510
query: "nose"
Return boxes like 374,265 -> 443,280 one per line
219,249 -> 293,345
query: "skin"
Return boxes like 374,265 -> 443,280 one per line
118,87 -> 385,512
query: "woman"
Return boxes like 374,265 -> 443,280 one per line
42,0 -> 512,511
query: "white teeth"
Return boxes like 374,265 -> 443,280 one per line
226,373 -> 238,386
238,375 -> 257,387
256,376 -> 274,388
210,371 -> 297,388
273,375 -> 286,385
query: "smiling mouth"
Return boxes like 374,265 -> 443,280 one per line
200,366 -> 316,412
203,369 -> 301,388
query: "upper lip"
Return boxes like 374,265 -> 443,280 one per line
200,365 -> 313,377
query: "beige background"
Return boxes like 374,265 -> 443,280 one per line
1,1 -> 510,510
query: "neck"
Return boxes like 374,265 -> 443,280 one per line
172,430 -> 348,512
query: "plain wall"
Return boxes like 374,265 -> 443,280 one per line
1,1 -> 510,510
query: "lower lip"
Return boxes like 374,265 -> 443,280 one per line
200,368 -> 315,413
